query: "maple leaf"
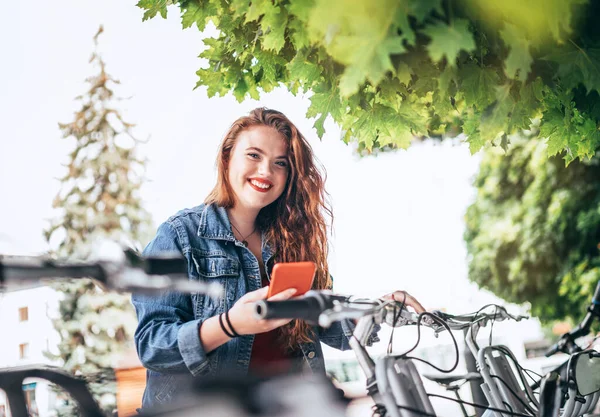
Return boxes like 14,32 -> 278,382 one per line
308,0 -> 405,96
181,0 -> 218,31
406,0 -> 444,23
500,23 -> 533,80
479,84 -> 515,143
137,0 -> 170,20
396,62 -> 413,86
463,112 -> 485,154
423,19 -> 476,67
261,5 -> 288,52
286,51 -> 322,86
460,64 -> 500,108
544,43 -> 600,95
307,82 -> 344,138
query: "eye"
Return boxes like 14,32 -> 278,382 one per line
275,161 -> 288,167
247,153 -> 260,159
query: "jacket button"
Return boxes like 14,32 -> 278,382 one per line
307,351 -> 315,359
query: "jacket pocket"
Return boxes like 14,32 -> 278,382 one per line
154,374 -> 175,404
190,250 -> 240,317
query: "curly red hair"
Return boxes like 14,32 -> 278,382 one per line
205,107 -> 333,347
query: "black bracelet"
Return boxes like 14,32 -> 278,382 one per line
225,310 -> 242,338
218,313 -> 236,338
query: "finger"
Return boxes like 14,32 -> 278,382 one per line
403,294 -> 426,313
267,288 -> 297,301
241,286 -> 269,302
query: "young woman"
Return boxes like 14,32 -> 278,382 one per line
132,108 -> 425,409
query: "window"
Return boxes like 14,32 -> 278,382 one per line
19,307 -> 29,322
19,343 -> 29,359
22,382 -> 37,417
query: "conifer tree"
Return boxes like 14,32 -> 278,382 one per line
44,26 -> 152,416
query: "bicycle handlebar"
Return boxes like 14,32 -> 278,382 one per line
545,280 -> 600,357
0,245 -> 223,298
255,293 -> 337,323
253,291 -> 527,331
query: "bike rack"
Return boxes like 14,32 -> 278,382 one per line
0,365 -> 104,417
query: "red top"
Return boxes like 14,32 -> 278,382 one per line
249,275 -> 293,376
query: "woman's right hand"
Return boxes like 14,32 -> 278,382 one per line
228,286 -> 297,335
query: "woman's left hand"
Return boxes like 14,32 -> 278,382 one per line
381,290 -> 425,313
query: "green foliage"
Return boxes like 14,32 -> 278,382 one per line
464,134 -> 600,323
137,0 -> 600,161
44,27 -> 152,416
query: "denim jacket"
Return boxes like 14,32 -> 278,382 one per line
132,203 -> 379,409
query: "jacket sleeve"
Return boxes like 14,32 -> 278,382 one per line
132,221 -> 211,377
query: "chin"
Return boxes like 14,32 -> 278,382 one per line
246,197 -> 279,211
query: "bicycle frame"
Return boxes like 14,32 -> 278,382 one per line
348,316 -> 436,417
466,321 -> 600,417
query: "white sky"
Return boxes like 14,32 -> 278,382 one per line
0,0 -> 532,318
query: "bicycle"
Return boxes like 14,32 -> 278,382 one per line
254,290 -> 532,417
255,287 -> 600,417
0,244 -> 222,417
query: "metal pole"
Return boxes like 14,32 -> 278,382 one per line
464,328 -> 486,417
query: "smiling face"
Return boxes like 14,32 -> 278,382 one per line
227,125 -> 289,213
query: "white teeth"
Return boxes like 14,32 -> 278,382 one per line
250,179 -> 271,189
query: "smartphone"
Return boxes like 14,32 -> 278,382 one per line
267,261 -> 317,298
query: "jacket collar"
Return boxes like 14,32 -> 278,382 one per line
197,203 -> 274,264
197,203 -> 235,241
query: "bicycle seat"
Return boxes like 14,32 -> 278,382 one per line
422,372 -> 482,385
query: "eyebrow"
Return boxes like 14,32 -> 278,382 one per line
246,147 -> 288,159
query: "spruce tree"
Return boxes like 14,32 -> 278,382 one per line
44,26 -> 152,416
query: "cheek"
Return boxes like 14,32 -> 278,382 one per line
276,172 -> 289,195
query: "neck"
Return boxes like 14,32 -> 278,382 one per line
227,205 -> 259,236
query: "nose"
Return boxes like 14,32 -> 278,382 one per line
257,159 -> 273,177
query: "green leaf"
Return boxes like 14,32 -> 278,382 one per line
286,0 -> 314,22
286,51 -> 322,86
335,34 -> 406,96
463,112 -> 485,153
460,64 -> 501,108
438,65 -> 457,96
230,0 -> 250,19
246,0 -> 269,22
393,9 -> 416,46
423,19 -> 476,67
540,108 -> 570,156
307,82 -> 344,138
137,0 -> 170,20
181,0 -> 218,31
500,23 -> 533,80
396,61 -> 413,85
479,83 -> 515,142
287,16 -> 311,50
544,44 -> 600,95
308,0 -> 404,96
261,5 -> 288,52
406,0 -> 444,23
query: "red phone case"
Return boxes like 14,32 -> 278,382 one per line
267,262 -> 317,298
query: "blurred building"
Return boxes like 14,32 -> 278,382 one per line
0,287 -> 61,417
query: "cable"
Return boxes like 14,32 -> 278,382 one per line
469,304 -> 501,348
490,375 -> 536,415
427,393 -> 532,417
491,346 -> 539,405
489,305 -> 499,346
396,312 -> 461,374
387,293 -> 406,355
